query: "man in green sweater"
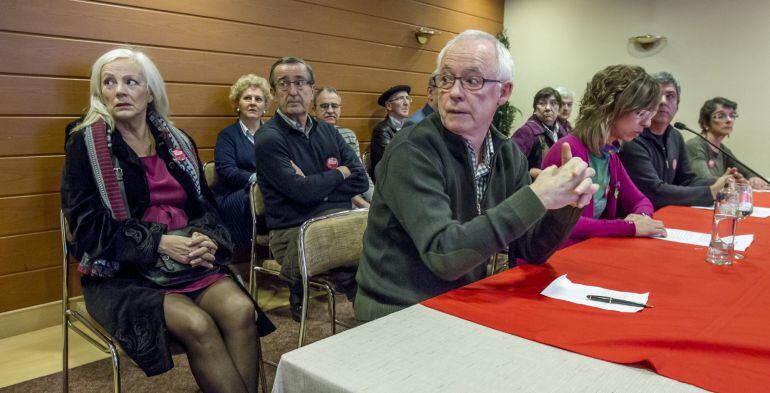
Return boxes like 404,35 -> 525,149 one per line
354,30 -> 599,322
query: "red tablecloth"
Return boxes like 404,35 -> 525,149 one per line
424,195 -> 770,393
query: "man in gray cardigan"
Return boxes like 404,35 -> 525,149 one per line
354,30 -> 598,322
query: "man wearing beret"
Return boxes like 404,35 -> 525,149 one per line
369,85 -> 411,182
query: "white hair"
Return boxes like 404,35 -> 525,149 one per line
435,29 -> 515,81
555,86 -> 574,99
74,48 -> 171,132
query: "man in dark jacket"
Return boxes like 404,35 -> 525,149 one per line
618,71 -> 734,209
368,84 -> 411,182
354,30 -> 598,322
254,57 -> 369,321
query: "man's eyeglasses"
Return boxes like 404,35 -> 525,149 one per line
712,112 -> 738,122
435,73 -> 503,91
389,95 -> 413,104
276,79 -> 311,91
318,103 -> 341,110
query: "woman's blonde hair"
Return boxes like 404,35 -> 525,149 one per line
228,74 -> 272,114
573,65 -> 660,155
73,48 -> 171,132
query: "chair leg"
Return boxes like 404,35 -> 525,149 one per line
257,337 -> 268,393
249,261 -> 258,301
324,285 -> 336,335
108,343 -> 121,393
63,312 -> 69,393
298,281 -> 310,348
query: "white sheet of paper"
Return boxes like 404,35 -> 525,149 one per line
658,228 -> 754,251
690,205 -> 770,218
541,274 -> 649,313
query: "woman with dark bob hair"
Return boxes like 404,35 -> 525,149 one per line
686,97 -> 768,189
541,65 -> 667,245
61,48 -> 274,392
213,74 -> 273,246
513,86 -> 569,169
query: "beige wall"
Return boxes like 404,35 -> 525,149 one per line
504,0 -> 770,177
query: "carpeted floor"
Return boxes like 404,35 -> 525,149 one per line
0,293 -> 356,393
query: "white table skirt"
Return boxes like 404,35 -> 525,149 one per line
272,304 -> 703,393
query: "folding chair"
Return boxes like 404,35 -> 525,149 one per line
203,160 -> 218,188
61,211 -> 121,393
247,181 -> 280,299
296,208 -> 368,347
361,149 -> 372,174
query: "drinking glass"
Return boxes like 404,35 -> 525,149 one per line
733,184 -> 754,260
706,186 -> 738,265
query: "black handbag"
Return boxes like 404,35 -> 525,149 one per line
138,226 -> 220,287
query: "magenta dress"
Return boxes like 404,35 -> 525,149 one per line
140,155 -> 227,293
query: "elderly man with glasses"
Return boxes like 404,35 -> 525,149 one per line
369,84 -> 412,182
354,30 -> 598,323
254,57 -> 369,321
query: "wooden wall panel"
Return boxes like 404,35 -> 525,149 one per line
0,0 -> 438,73
416,0 -> 504,22
0,117 -> 75,157
302,0 -> 501,34
0,194 -> 61,237
0,156 -> 63,197
0,0 -> 502,312
0,231 -> 61,276
99,0 -> 456,52
0,76 -> 426,121
0,32 -> 431,94
0,265 -> 81,312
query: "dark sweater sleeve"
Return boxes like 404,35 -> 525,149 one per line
61,132 -> 164,266
379,141 -> 572,281
333,129 -> 370,197
620,140 -> 713,208
254,130 -> 346,205
214,127 -> 252,190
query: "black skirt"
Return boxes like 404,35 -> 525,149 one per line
81,266 -> 275,376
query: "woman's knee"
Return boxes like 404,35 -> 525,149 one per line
219,293 -> 258,334
168,307 -> 220,347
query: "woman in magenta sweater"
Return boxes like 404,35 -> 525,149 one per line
542,65 -> 667,245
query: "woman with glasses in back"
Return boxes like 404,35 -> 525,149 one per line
213,74 -> 272,247
686,97 -> 768,189
541,65 -> 667,246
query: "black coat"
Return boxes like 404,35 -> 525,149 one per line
618,126 -> 714,209
368,117 -> 398,183
61,119 -> 274,376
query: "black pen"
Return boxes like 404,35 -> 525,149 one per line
586,295 -> 653,308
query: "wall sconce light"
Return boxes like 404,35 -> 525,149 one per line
415,27 -> 436,45
629,34 -> 667,52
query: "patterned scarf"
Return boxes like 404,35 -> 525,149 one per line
77,109 -> 201,277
